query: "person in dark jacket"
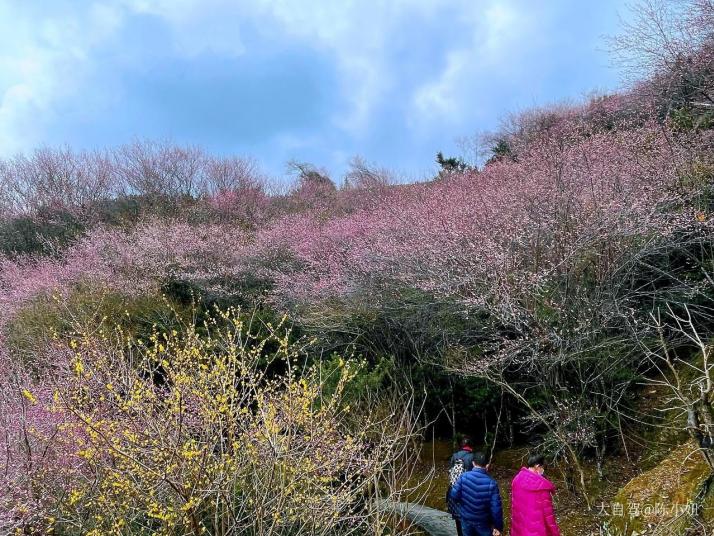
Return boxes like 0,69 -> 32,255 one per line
447,437 -> 476,536
448,451 -> 504,536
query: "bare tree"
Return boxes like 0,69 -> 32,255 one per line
0,159 -> 17,218
203,156 -> 268,225
287,161 -> 335,192
610,0 -> 714,118
202,156 -> 263,197
285,161 -> 337,213
1,147 -> 116,214
114,140 -> 206,198
342,156 -> 392,190
611,1 -> 695,78
639,304 -> 714,469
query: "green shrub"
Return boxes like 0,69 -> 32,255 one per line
4,285 -> 188,373
0,208 -> 85,256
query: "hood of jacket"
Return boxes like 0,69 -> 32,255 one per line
513,467 -> 556,493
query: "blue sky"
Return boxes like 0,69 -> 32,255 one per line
0,0 -> 630,181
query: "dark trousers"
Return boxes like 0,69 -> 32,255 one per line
460,520 -> 492,536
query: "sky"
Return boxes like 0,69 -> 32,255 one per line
0,0 -> 632,181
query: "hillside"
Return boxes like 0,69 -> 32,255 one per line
0,1 -> 713,535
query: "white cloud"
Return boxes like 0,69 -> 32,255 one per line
411,1 -> 530,126
0,0 -> 602,161
118,0 -> 451,135
248,0 -> 412,134
0,0 -> 250,154
124,0 -> 246,57
0,2 -> 127,154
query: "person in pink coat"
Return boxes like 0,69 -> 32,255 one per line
510,454 -> 561,536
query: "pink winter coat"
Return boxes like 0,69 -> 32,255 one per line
510,467 -> 561,536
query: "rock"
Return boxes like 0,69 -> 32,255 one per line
377,500 -> 457,536
603,441 -> 712,535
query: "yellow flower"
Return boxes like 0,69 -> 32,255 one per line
78,448 -> 95,460
69,489 -> 84,506
21,389 -> 37,405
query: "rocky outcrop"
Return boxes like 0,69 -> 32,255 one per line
378,500 -> 457,536
603,441 -> 712,535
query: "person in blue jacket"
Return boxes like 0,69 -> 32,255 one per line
448,451 -> 504,536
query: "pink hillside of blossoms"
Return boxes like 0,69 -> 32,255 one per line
0,222 -> 248,332
256,121 -> 709,317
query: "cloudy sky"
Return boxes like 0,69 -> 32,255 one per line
0,0 -> 631,180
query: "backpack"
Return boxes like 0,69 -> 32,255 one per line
448,452 -> 471,486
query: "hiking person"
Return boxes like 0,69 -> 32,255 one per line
510,453 -> 561,536
447,436 -> 476,536
448,451 -> 504,536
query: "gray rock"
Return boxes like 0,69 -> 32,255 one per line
377,500 -> 457,536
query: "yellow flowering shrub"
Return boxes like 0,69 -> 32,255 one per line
49,308 -> 416,535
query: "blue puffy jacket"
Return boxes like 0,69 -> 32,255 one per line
448,467 -> 504,533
